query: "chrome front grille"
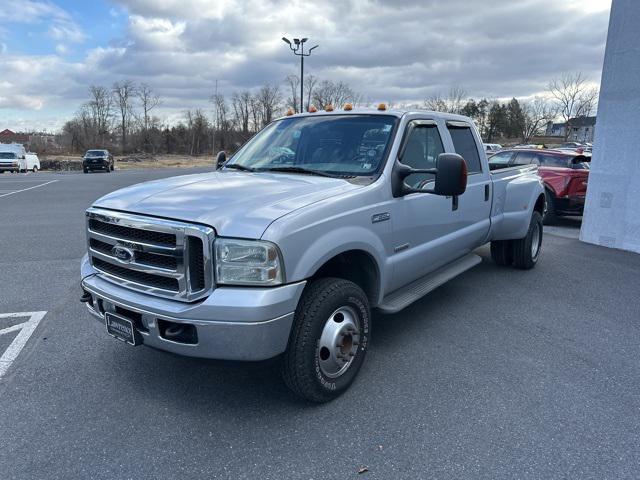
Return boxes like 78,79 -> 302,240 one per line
86,207 -> 214,301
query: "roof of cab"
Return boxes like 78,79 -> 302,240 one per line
276,107 -> 473,123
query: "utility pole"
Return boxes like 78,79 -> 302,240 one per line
282,37 -> 318,112
212,79 -> 218,155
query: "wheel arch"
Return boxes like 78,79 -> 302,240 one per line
309,249 -> 381,307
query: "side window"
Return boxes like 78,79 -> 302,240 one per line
400,124 -> 445,188
488,151 -> 514,165
447,125 -> 482,173
513,151 -> 536,165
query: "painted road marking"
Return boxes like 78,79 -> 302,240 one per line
0,180 -> 58,198
0,311 -> 47,378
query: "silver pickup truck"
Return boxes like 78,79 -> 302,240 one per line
81,107 -> 544,402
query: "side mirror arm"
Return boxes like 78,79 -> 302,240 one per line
391,161 -> 437,197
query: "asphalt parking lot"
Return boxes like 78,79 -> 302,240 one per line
1,168 -> 639,479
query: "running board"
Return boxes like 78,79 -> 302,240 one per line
377,253 -> 482,314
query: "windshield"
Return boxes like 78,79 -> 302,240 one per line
86,150 -> 106,156
227,114 -> 398,177
0,152 -> 17,159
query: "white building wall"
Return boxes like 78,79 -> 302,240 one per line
580,0 -> 640,253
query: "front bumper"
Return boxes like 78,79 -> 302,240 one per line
84,159 -> 109,168
81,255 -> 306,361
0,163 -> 19,171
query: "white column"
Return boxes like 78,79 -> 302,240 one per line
580,0 -> 640,253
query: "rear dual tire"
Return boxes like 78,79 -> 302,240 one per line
490,211 -> 543,270
282,278 -> 370,403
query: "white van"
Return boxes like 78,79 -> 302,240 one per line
0,144 -> 25,173
23,153 -> 40,172
0,144 -> 39,172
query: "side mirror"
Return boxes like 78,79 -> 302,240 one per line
391,153 -> 467,197
216,151 -> 227,169
433,153 -> 468,196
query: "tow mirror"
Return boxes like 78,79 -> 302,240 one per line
216,151 -> 227,169
391,153 -> 468,197
433,153 -> 467,196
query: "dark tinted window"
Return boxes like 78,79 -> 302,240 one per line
400,124 -> 445,188
448,125 -> 482,173
539,153 -> 571,168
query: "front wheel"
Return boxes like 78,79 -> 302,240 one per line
282,278 -> 371,403
513,211 -> 543,269
32,166 -> 38,173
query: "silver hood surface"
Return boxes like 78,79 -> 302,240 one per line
92,171 -> 362,238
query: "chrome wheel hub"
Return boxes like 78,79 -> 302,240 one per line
318,306 -> 361,378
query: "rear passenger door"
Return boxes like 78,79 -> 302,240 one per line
445,121 -> 492,249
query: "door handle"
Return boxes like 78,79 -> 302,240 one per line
452,195 -> 458,211
484,184 -> 490,201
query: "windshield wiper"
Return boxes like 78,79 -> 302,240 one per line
224,163 -> 255,172
256,166 -> 353,178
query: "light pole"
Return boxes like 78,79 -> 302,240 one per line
282,37 -> 318,113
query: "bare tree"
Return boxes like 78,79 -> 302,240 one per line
521,97 -> 558,142
137,83 -> 160,152
312,80 -> 357,110
87,85 -> 112,146
548,72 -> 599,139
284,74 -> 300,113
424,86 -> 467,114
112,80 -> 136,153
210,92 -> 230,150
256,84 -> 282,127
303,74 -> 318,112
231,91 -> 251,135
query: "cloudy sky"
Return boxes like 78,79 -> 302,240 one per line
0,0 -> 611,132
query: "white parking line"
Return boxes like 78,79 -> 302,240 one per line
0,180 -> 58,198
0,311 -> 47,378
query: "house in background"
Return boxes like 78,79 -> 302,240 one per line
0,129 -> 29,144
545,116 -> 597,142
0,129 -> 58,151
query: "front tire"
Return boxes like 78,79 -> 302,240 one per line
282,278 -> 371,403
32,166 -> 38,173
513,211 -> 543,270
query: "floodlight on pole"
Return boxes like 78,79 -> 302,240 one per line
282,36 -> 319,113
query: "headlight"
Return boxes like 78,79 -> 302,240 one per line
214,238 -> 284,286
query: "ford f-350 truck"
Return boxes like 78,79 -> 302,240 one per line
81,106 -> 545,402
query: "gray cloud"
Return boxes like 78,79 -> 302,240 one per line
1,0 -> 611,130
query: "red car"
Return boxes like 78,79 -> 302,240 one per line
489,148 -> 590,224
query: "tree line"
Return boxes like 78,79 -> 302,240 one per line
422,73 -> 598,142
58,71 -> 597,155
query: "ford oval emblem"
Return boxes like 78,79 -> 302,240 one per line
112,245 -> 134,263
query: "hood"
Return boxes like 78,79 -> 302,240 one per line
93,171 -> 362,238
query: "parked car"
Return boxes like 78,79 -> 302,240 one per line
83,149 -> 114,173
488,148 -> 589,224
483,143 -> 502,153
81,107 -> 544,402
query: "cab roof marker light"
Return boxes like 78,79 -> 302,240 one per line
308,105 -> 318,113
325,104 -> 334,112
343,103 -> 353,111
377,103 -> 387,111
286,108 -> 294,116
